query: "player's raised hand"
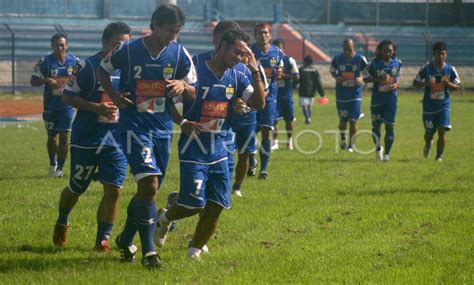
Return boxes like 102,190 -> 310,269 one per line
181,120 -> 202,136
243,45 -> 258,73
165,79 -> 186,97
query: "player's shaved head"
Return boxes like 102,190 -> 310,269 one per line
214,20 -> 240,37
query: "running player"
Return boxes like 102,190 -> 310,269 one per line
413,41 -> 460,161
364,40 -> 402,162
97,5 -> 196,268
272,39 -> 299,151
52,22 -> 131,252
154,30 -> 265,260
330,38 -> 368,152
250,22 -> 283,179
30,34 -> 80,177
298,55 -> 325,124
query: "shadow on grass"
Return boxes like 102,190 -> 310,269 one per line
337,188 -> 461,196
0,245 -> 118,273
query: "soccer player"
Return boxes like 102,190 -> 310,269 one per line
272,39 -> 299,151
364,40 -> 402,162
30,34 -> 80,177
250,22 -> 283,179
154,30 -> 265,260
413,42 -> 460,161
298,55 -> 325,124
52,22 -> 131,252
330,38 -> 368,152
97,5 -> 196,268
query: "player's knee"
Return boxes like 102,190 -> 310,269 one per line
203,201 -> 224,219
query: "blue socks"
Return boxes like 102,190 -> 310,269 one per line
96,222 -> 113,245
372,127 -> 382,151
385,128 -> 394,155
135,199 -> 157,255
49,153 -> 57,166
260,139 -> 271,173
119,197 -> 138,247
57,159 -> 65,170
57,207 -> 71,225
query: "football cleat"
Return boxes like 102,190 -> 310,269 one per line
49,165 -> 57,177
154,209 -> 171,248
232,189 -> 242,197
188,240 -> 209,254
53,223 -> 68,247
258,171 -> 268,180
115,234 -> 137,262
375,146 -> 384,161
304,118 -> 311,124
435,156 -> 443,162
54,169 -> 63,178
93,239 -> 111,253
423,141 -> 433,158
142,252 -> 163,269
347,147 -> 354,153
383,154 -> 390,162
358,113 -> 365,120
340,140 -> 348,150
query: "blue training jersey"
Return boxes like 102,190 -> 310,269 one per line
277,54 -> 299,100
178,62 -> 253,164
368,57 -> 402,105
414,62 -> 460,113
100,38 -> 196,138
251,43 -> 283,101
64,52 -> 122,148
31,53 -> 80,112
330,53 -> 368,102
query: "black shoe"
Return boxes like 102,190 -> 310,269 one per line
247,162 -> 257,177
142,253 -> 163,269
258,171 -> 268,180
115,234 -> 137,263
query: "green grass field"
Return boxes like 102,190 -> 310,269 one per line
1,91 -> 473,283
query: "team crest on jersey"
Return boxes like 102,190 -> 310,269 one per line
352,65 -> 358,72
225,85 -> 234,100
67,66 -> 74,76
163,64 -> 174,80
270,57 -> 277,66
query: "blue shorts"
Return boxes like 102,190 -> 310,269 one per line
68,146 -> 127,195
423,109 -> 451,136
257,98 -> 276,129
177,160 -> 230,209
120,132 -> 171,183
371,102 -> 397,127
43,108 -> 74,137
233,123 -> 257,154
276,97 -> 295,122
337,100 -> 361,124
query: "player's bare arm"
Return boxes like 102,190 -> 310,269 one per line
165,79 -> 196,101
96,67 -> 133,108
62,95 -> 117,119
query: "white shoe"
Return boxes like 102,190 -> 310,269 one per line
435,157 -> 443,162
348,147 -> 354,153
232,189 -> 242,197
383,154 -> 390,162
358,113 -> 365,120
271,140 -> 279,150
153,209 -> 171,248
375,147 -> 383,161
54,169 -> 63,177
423,141 -> 432,158
49,165 -> 57,177
287,139 -> 294,150
188,240 -> 209,253
187,247 -> 202,261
